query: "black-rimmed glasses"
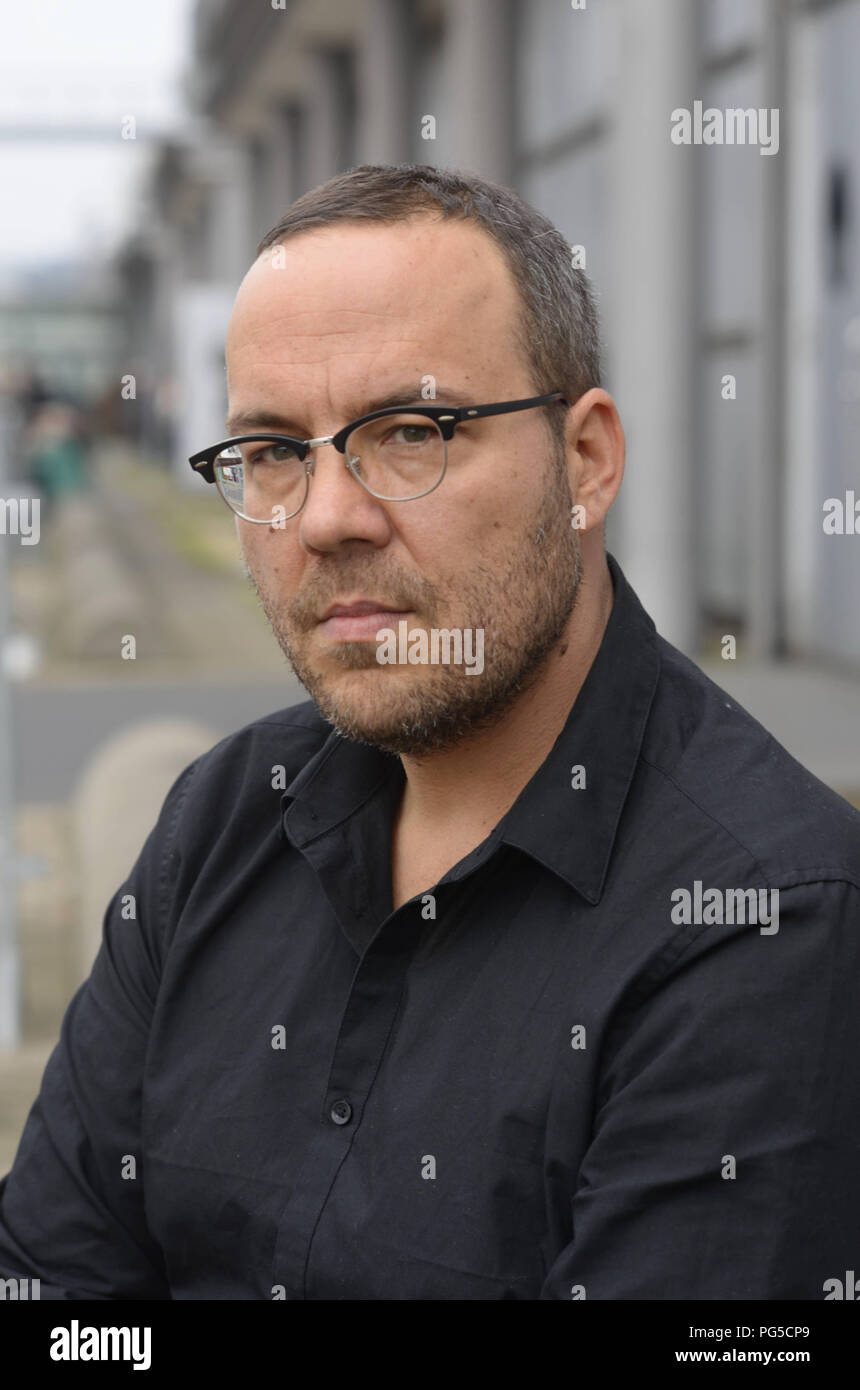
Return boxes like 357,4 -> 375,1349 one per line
188,391 -> 569,523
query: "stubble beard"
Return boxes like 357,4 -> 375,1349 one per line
242,464 -> 583,757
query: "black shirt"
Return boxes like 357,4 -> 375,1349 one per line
2,552 -> 859,1300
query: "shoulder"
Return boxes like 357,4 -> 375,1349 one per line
183,697 -> 332,793
638,636 -> 860,891
152,697 -> 334,859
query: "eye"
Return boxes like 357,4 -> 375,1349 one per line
246,443 -> 299,466
387,423 -> 434,446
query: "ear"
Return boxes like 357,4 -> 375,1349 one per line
562,388 -> 625,534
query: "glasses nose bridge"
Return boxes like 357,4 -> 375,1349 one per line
303,433 -> 348,476
301,432 -> 364,499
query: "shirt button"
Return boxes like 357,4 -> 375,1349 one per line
330,1099 -> 353,1125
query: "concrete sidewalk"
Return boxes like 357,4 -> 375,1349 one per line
11,440 -> 290,683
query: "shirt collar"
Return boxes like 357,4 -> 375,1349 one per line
497,552 -> 660,902
281,551 -> 661,906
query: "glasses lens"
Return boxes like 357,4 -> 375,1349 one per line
214,438 -> 306,521
345,414 -> 446,500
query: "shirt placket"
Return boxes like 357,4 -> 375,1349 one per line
272,800 -> 424,1297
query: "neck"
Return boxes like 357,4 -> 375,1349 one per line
396,554 -> 615,834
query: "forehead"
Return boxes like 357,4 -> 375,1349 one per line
225,217 -> 526,396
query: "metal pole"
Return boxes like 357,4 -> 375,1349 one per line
609,0 -> 698,652
0,395 -> 21,1048
748,0 -> 788,657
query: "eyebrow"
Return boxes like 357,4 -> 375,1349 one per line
225,384 -> 481,437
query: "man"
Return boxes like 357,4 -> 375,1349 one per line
1,163 -> 859,1300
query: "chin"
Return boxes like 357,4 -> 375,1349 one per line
301,660 -> 415,721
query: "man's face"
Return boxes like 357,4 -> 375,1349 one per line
225,216 -> 583,755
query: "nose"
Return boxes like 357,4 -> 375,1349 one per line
297,439 -> 392,554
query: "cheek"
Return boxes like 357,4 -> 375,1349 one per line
239,524 -> 302,588
437,478 -> 521,548
449,443 -> 536,532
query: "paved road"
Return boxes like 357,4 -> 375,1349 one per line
10,664 -> 860,805
11,678 -> 307,802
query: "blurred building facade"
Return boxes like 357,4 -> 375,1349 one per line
0,261 -> 122,405
116,0 -> 860,668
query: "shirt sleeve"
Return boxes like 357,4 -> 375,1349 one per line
0,760 -> 198,1300
540,877 -> 860,1300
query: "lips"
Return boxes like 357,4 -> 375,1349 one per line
320,600 -> 405,621
318,600 -> 412,643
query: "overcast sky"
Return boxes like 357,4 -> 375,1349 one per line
0,0 -> 194,272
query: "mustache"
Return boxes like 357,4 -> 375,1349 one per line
245,556 -> 443,632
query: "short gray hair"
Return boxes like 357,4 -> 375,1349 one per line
255,164 -> 603,449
